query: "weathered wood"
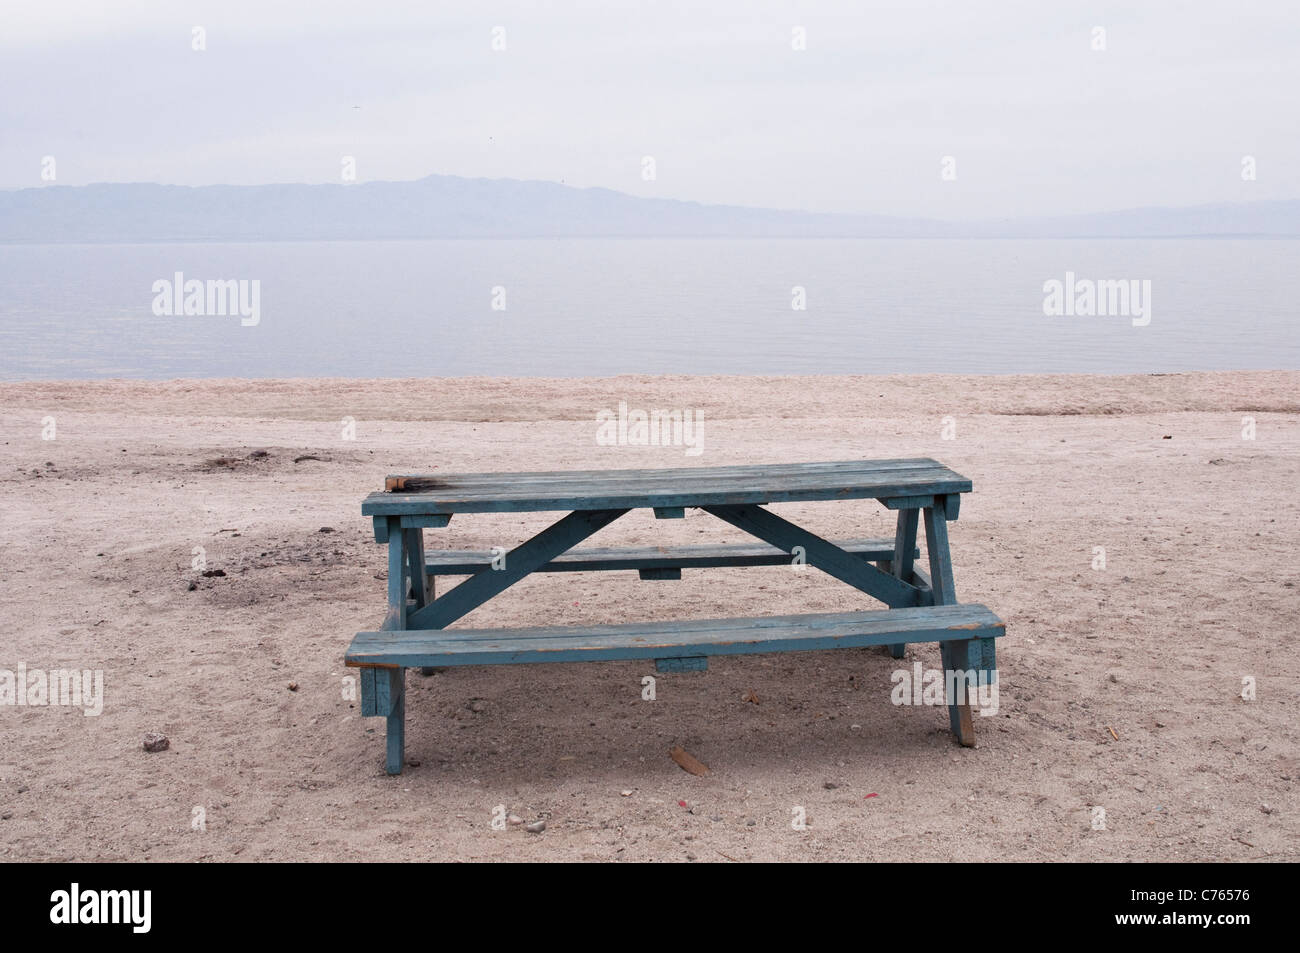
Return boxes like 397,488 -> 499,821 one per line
399,514 -> 451,528
404,528 -> 429,609
888,508 -> 921,658
924,499 -> 957,606
382,668 -> 405,774
703,504 -> 924,608
405,508 -> 628,630
638,567 -> 682,581
422,537 -> 910,575
923,497 -> 972,744
385,531 -> 408,631
656,656 -> 707,672
354,457 -> 992,775
366,458 -> 973,516
346,603 -> 1005,668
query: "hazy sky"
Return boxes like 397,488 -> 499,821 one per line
3,0 -> 1297,219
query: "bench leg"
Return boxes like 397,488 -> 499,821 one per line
940,640 -> 976,747
385,672 -> 406,775
360,666 -> 408,774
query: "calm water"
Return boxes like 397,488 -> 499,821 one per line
1,239 -> 1296,380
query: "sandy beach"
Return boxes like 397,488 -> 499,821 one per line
1,370 -> 1297,862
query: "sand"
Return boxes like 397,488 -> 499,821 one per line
1,371 -> 1297,862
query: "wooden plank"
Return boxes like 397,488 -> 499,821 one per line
888,508 -> 920,658
656,656 -> 707,672
638,567 -> 682,581
922,497 -> 972,745
382,668 -> 405,775
399,514 -> 451,528
703,504 -> 924,608
405,508 -> 628,630
404,528 -> 429,609
364,458 -> 972,516
882,495 -> 935,510
386,458 -> 950,490
345,603 -> 1005,668
359,666 -> 379,716
923,499 -> 957,606
385,531 -> 408,631
422,537 -> 909,575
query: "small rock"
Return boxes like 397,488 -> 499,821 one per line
200,569 -> 226,578
1,812 -> 12,820
823,781 -> 839,790
142,732 -> 169,753
745,819 -> 756,827
525,820 -> 546,834
468,699 -> 487,713
318,527 -> 335,533
248,450 -> 269,458
620,789 -> 633,797
1261,804 -> 1275,815
507,814 -> 524,826
406,759 -> 421,768
710,815 -> 723,822
187,581 -> 198,591
287,682 -> 299,692
16,785 -> 29,794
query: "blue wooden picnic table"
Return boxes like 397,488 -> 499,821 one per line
346,458 -> 1005,774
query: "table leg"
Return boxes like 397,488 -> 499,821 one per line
402,528 -> 442,677
925,496 -> 975,746
887,508 -> 920,658
378,523 -> 410,771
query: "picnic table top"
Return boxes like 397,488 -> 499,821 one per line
362,457 -> 971,516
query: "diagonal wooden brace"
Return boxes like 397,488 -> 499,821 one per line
406,508 -> 629,630
701,504 -> 924,608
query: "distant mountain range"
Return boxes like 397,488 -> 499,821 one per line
0,175 -> 1296,242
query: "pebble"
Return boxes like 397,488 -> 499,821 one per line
142,732 -> 169,753
507,814 -> 524,826
288,682 -> 299,692
16,786 -> 28,794
823,781 -> 839,790
620,790 -> 633,797
1261,804 -> 1275,815
0,812 -> 12,821
469,699 -> 487,713
406,759 -> 421,768
318,527 -> 335,533
525,820 -> 546,834
745,819 -> 756,827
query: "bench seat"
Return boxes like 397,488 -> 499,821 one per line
346,603 -> 1004,669
421,537 -> 914,576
